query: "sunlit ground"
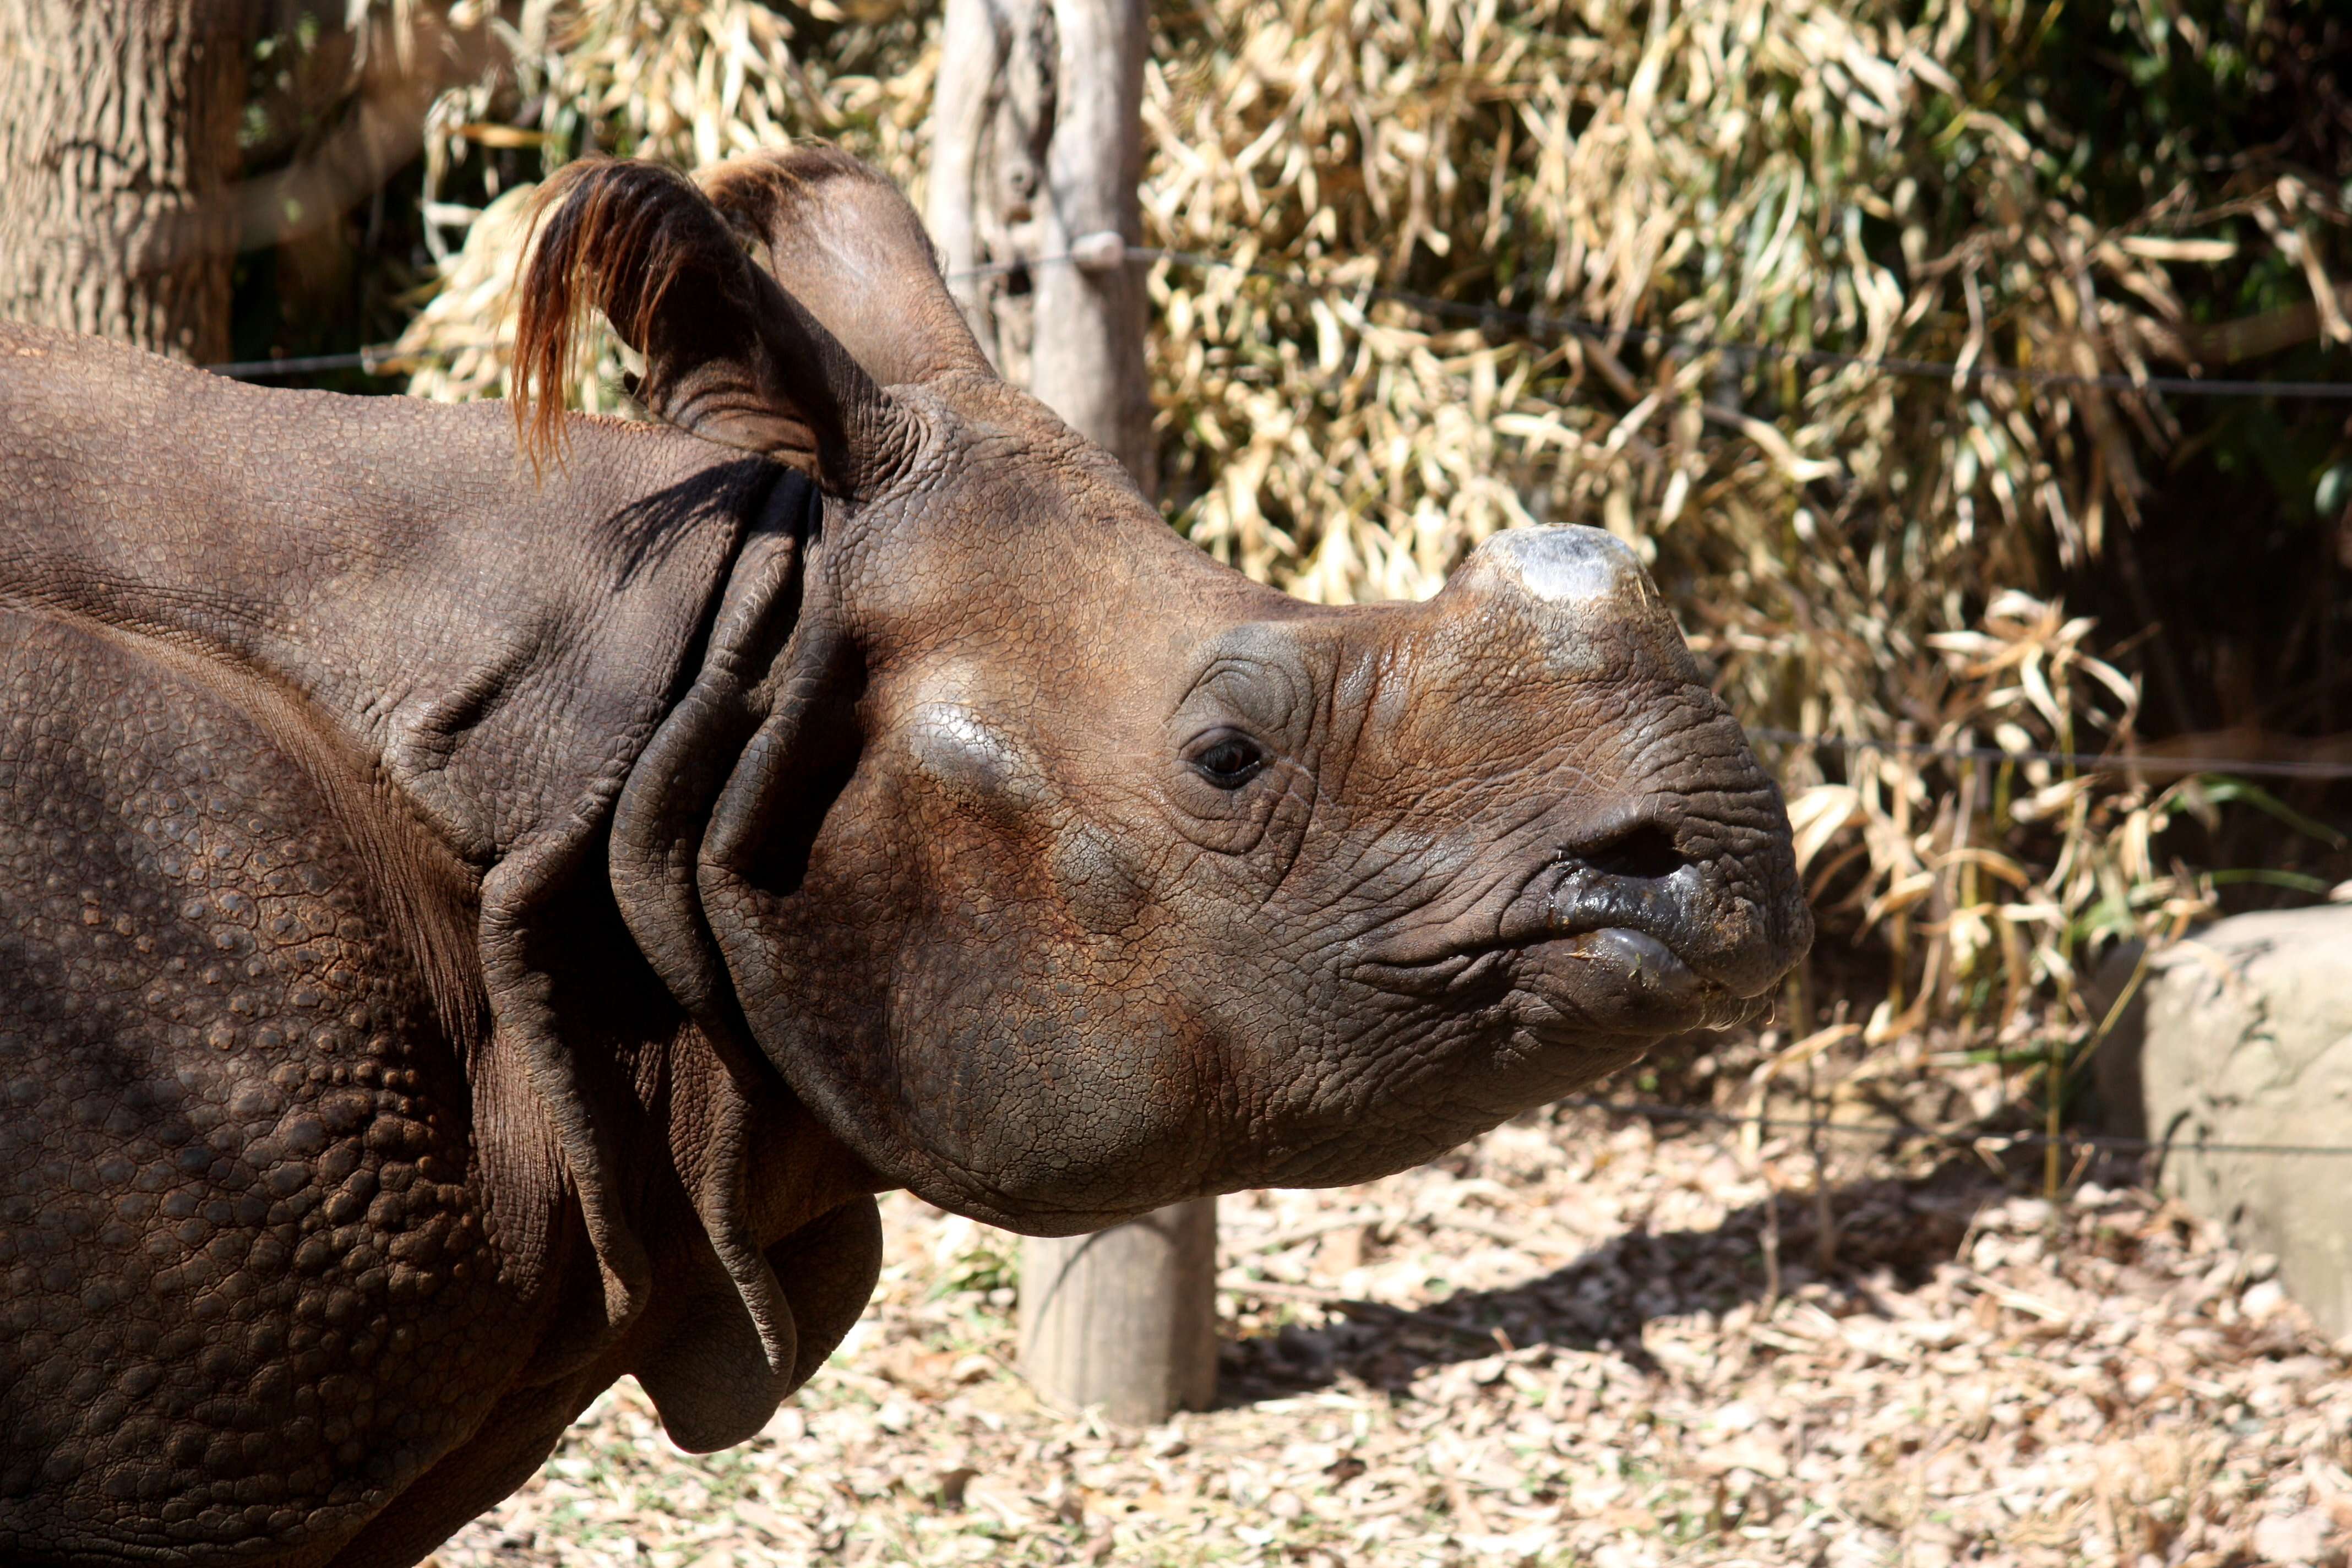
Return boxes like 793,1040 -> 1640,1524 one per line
432,1093 -> 2352,1567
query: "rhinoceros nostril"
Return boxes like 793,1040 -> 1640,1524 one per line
1573,821 -> 1687,883
1538,819 -> 1715,984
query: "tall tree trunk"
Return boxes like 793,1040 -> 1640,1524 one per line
928,0 -> 1157,496
0,0 -> 255,363
930,0 -> 1215,1429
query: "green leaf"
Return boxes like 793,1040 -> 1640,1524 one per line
2206,868 -> 2334,895
2188,777 -> 2350,851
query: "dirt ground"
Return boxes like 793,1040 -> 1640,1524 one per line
428,1098 -> 2352,1568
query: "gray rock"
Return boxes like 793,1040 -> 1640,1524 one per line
2089,906 -> 2352,1337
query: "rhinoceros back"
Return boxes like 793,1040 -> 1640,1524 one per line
0,606 -> 533,1561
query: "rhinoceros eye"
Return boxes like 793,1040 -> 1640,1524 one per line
1186,729 -> 1268,788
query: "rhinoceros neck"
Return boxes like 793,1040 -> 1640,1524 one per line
0,328 -> 761,866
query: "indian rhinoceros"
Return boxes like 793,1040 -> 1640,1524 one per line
0,146 -> 1810,1566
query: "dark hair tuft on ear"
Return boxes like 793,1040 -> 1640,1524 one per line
508,149 -> 915,496
513,157 -> 747,472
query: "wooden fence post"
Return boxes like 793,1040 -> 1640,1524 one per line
927,0 -> 1219,1427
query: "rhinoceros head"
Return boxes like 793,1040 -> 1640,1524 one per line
521,149 -> 1811,1237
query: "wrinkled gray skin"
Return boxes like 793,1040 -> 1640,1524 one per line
0,148 -> 1810,1566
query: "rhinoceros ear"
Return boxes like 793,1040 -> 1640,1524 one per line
514,156 -> 917,498
699,145 -> 993,389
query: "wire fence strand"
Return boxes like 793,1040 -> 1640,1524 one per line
200,238 -> 2352,783
1555,1096 -> 2352,1158
1121,244 -> 2352,401
205,349 -> 401,378
1746,727 -> 2352,782
211,237 -> 2352,400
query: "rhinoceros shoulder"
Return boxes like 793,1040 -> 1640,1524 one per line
0,602 -> 560,1564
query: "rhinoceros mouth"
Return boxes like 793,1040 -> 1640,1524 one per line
1352,923 -> 1744,1032
1501,927 -> 1761,1036
1352,850 -> 1765,1037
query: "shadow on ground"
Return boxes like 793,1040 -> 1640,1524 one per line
1215,1148 -> 2139,1404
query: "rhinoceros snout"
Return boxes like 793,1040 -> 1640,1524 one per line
1543,847 -> 1801,1003
1439,525 -> 1814,1006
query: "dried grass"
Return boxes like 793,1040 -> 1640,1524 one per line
388,0 -> 2348,1059
394,0 -> 932,407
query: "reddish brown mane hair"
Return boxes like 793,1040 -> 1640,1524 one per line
511,157 -> 755,470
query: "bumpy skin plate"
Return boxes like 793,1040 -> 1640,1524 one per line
0,609 -> 526,1561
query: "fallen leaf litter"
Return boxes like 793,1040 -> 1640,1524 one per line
429,1103 -> 2352,1567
